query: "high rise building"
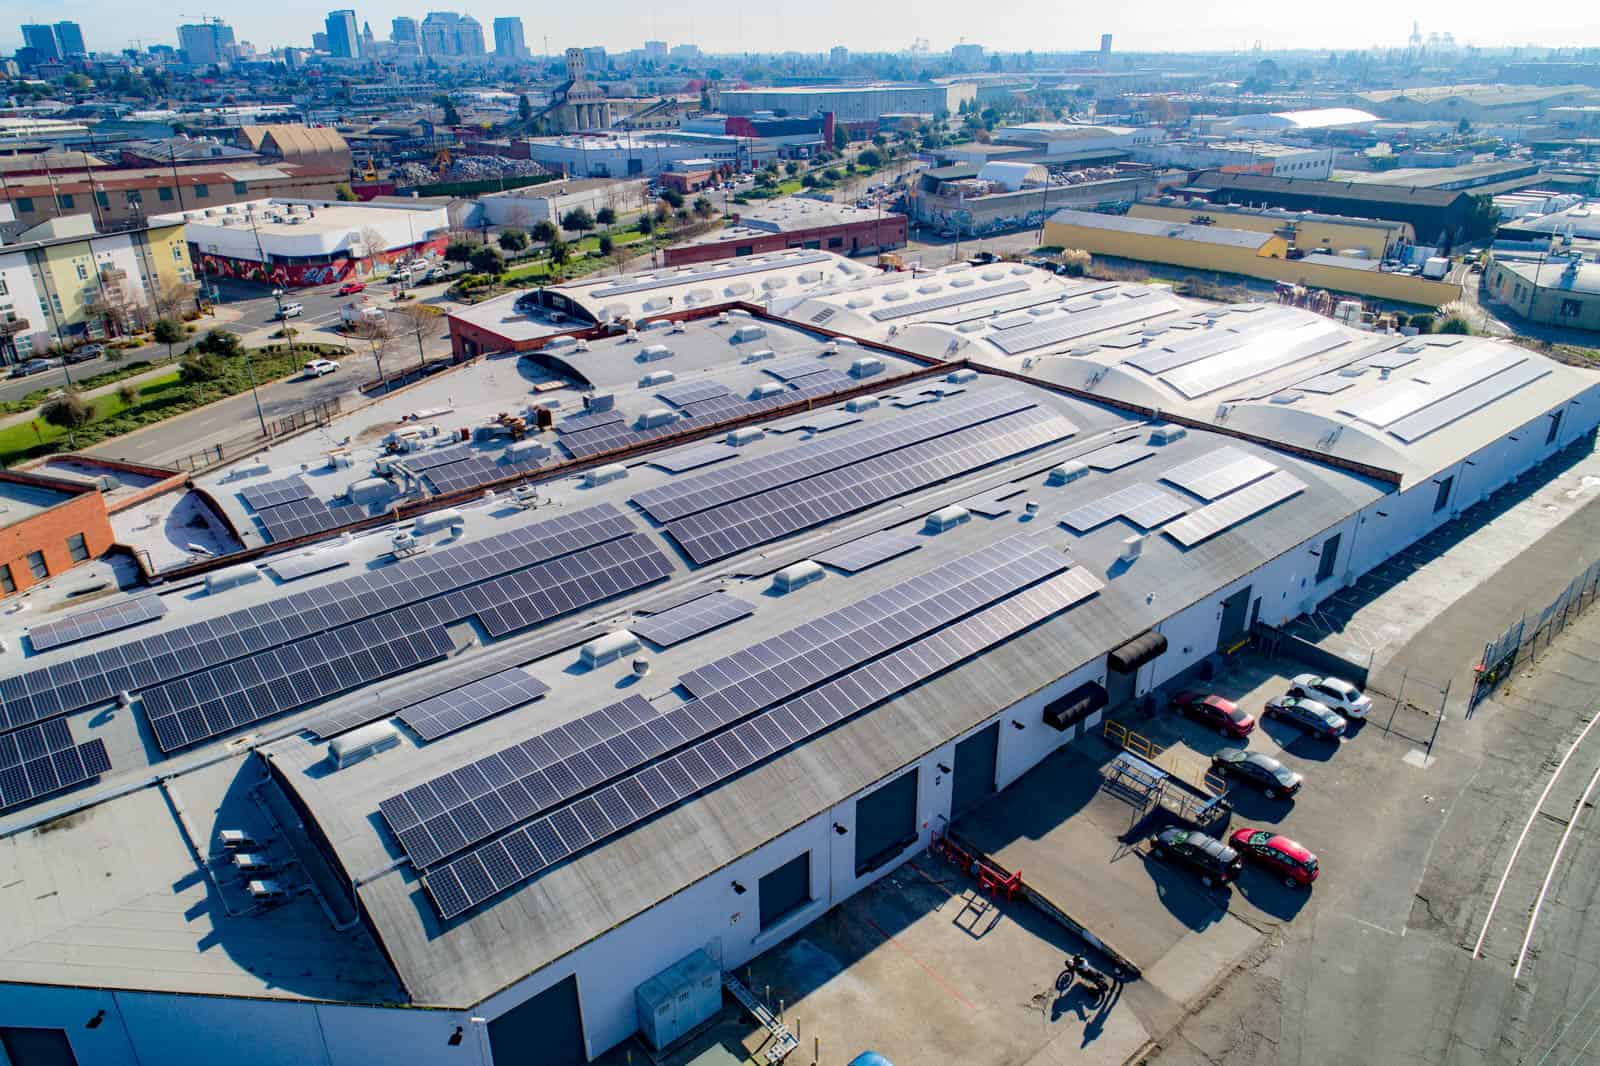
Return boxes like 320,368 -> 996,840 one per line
324,10 -> 360,59
390,16 -> 418,44
582,45 -> 608,73
457,15 -> 484,56
312,31 -> 330,52
643,40 -> 667,62
492,17 -> 524,59
178,21 -> 235,66
829,45 -> 849,68
420,12 -> 461,56
53,22 -> 86,57
19,25 -> 60,62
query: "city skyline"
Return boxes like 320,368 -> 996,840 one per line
6,1 -> 1600,57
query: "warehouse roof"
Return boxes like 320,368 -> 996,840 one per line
1045,207 -> 1282,250
1192,170 -> 1470,208
1493,255 -> 1600,297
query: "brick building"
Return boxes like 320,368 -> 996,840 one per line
0,471 -> 116,596
662,200 -> 906,266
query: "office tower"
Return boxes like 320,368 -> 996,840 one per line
53,22 -> 86,57
643,40 -> 666,62
19,25 -> 60,62
493,18 -> 527,60
178,21 -> 235,66
456,15 -> 484,56
391,16 -> 418,44
324,10 -> 360,59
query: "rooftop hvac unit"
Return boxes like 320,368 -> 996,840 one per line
245,880 -> 288,904
749,381 -> 785,400
329,721 -> 401,768
636,407 -> 677,429
232,853 -> 273,875
716,312 -> 730,325
946,368 -> 978,385
624,329 -> 639,343
773,560 -> 825,593
639,344 -> 674,362
584,392 -> 616,412
218,829 -> 260,851
849,356 -> 884,379
1148,424 -> 1187,446
845,396 -> 879,413
640,370 -> 676,387
573,339 -> 590,352
822,341 -> 840,356
1119,534 -> 1146,563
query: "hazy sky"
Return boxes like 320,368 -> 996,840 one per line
6,1 -> 1597,58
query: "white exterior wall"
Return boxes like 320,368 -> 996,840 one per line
0,251 -> 46,357
171,202 -> 449,263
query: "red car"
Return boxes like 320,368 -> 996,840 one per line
1171,691 -> 1256,738
1229,828 -> 1319,887
338,280 -> 367,295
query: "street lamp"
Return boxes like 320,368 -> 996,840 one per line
271,288 -> 293,352
242,346 -> 268,438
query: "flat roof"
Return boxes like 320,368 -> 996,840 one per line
0,475 -> 79,524
1046,207 -> 1280,250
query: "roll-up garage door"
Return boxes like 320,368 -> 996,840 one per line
951,722 -> 1000,818
488,974 -> 585,1066
854,768 -> 919,876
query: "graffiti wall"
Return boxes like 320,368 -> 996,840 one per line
194,236 -> 449,289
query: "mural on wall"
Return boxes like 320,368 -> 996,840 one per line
194,236 -> 449,289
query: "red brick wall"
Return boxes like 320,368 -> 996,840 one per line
0,489 -> 114,597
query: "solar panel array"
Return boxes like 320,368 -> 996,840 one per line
1337,348 -> 1526,428
1160,446 -> 1278,501
469,534 -> 674,639
988,297 -> 1177,356
813,530 -> 922,573
1160,327 -> 1349,400
868,279 -> 1032,322
649,443 -> 741,474
557,409 -> 627,434
397,445 -> 479,473
1296,372 -> 1356,395
763,358 -> 832,382
0,503 -> 649,737
424,453 -> 547,496
422,563 -> 1103,918
631,391 -> 1039,524
1079,441 -> 1156,472
257,498 -> 368,543
0,718 -> 110,812
28,596 -> 168,653
1061,483 -> 1191,532
631,592 -> 754,648
240,476 -> 313,510
958,488 -> 1025,517
1122,310 -> 1298,375
666,405 -> 1072,564
1386,360 -> 1550,443
587,251 -> 832,298
655,380 -> 731,408
266,552 -> 351,583
1163,470 -> 1307,547
398,668 -> 552,742
557,373 -> 861,461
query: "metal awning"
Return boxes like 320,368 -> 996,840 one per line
1043,680 -> 1108,732
1108,630 -> 1167,673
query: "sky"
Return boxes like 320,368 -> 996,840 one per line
6,1 -> 1599,59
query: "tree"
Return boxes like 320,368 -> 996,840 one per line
518,93 -> 533,122
391,303 -> 439,370
595,206 -> 616,227
784,161 -> 800,176
179,353 -> 228,386
833,125 -> 849,151
359,227 -> 387,269
445,239 -> 478,264
152,317 -> 184,361
660,188 -> 685,209
194,329 -> 243,358
433,93 -> 461,125
498,227 -> 529,252
597,234 -> 614,257
858,149 -> 881,168
41,391 -> 91,430
532,219 -> 559,245
692,196 -> 715,219
349,317 -> 395,379
637,213 -> 655,236
561,206 -> 595,232
549,240 -> 571,267
334,183 -> 356,201
468,246 -> 505,275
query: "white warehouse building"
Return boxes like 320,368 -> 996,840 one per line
0,255 -> 1595,1066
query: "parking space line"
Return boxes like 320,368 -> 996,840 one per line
855,911 -> 977,1010
1333,912 -> 1402,937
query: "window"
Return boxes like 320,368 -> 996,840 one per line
1561,298 -> 1583,318
194,184 -> 209,198
1547,409 -> 1564,445
95,191 -> 109,208
125,190 -> 142,208
56,193 -> 74,210
66,533 -> 89,562
75,262 -> 89,281
735,245 -> 754,256
233,181 -> 248,194
0,1026 -> 78,1066
1433,475 -> 1453,514
0,278 -> 7,297
16,197 -> 33,213
26,551 -> 47,580
827,236 -> 844,248
0,564 -> 13,594
1315,532 -> 1340,584
158,186 -> 174,202
758,851 -> 811,931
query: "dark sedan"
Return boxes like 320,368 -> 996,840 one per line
1210,748 -> 1303,799
1152,827 -> 1242,886
1263,696 -> 1347,739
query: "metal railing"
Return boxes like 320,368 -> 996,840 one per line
1103,719 -> 1164,762
169,396 -> 342,473
1472,557 -> 1600,709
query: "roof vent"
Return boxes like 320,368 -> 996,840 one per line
845,396 -> 880,413
639,344 -> 673,362
715,312 -> 730,325
947,368 -> 978,385
632,656 -> 651,678
849,356 -> 884,379
1048,461 -> 1089,485
637,407 -> 677,429
580,630 -> 641,668
1119,534 -> 1145,563
585,464 -> 628,487
773,560 -> 825,593
925,505 -> 971,533
573,339 -> 590,352
743,348 -> 776,363
640,369 -> 676,387
1149,424 -> 1187,445
329,721 -> 400,768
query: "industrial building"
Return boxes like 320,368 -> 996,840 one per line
1181,171 -> 1483,247
1132,140 -> 1337,179
0,250 -> 1595,1066
1040,208 -> 1459,306
1485,252 -> 1600,331
1128,198 -> 1415,261
990,122 -> 1165,158
907,162 -> 1183,237
518,133 -> 758,179
717,83 -> 976,125
662,200 -> 906,266
478,179 -> 650,231
153,198 -> 449,288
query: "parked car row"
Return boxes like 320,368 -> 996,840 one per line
1153,825 -> 1319,889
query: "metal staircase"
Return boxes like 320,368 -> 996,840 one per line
722,970 -> 799,1063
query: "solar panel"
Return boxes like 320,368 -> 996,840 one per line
1296,373 -> 1356,395
958,487 -> 1025,517
28,595 -> 168,653
869,278 -> 1031,322
649,443 -> 741,473
265,552 -> 351,582
421,564 -> 1103,918
424,454 -> 546,496
1338,347 -> 1525,428
632,391 -> 1039,523
988,297 -> 1178,356
1364,348 -> 1421,371
1386,361 -> 1551,443
1160,446 -> 1278,501
1060,483 -> 1191,532
396,444 -> 479,473
796,411 -> 862,434
556,409 -> 627,434
763,358 -> 832,381
1163,470 -> 1307,547
666,406 -> 1074,564
813,530 -> 922,573
0,733 -> 110,812
1160,326 -> 1349,399
586,251 -> 833,298
239,476 -> 313,510
1079,441 -> 1155,471
398,668 -> 552,742
632,592 -> 754,648
1122,309 -> 1300,375
467,533 -> 675,639
0,504 -> 640,736
257,500 -> 368,543
655,380 -> 731,407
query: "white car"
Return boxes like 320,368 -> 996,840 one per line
303,358 -> 340,377
1287,674 -> 1372,720
277,303 -> 304,319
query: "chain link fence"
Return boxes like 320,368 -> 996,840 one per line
170,397 -> 342,473
1471,557 -> 1600,709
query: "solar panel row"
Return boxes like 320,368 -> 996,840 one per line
587,251 -> 833,299
988,297 -> 1176,356
666,407 -> 1073,564
1160,446 -> 1278,501
398,668 -> 552,742
1160,327 -> 1349,400
1060,483 -> 1191,532
468,534 -> 674,639
648,443 -> 741,474
868,278 -> 1033,322
0,504 -> 637,735
385,537 -> 1068,872
28,595 -> 168,653
631,592 -> 754,648
1162,470 -> 1307,547
239,476 -> 313,510
763,358 -> 833,382
424,454 -> 547,496
812,530 -> 922,573
631,390 -> 1038,523
423,565 -> 1103,919
655,379 -> 731,407
556,409 -> 627,434
0,736 -> 110,812
1338,347 -> 1525,428
258,500 -> 368,543
1386,361 -> 1551,444
396,444 -> 479,474
265,552 -> 351,583
1078,441 -> 1156,472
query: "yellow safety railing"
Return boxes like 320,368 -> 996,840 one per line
1103,719 -> 1165,762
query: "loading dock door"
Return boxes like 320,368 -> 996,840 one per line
1217,586 -> 1253,650
488,974 -> 585,1066
854,769 -> 919,875
951,722 -> 1000,818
